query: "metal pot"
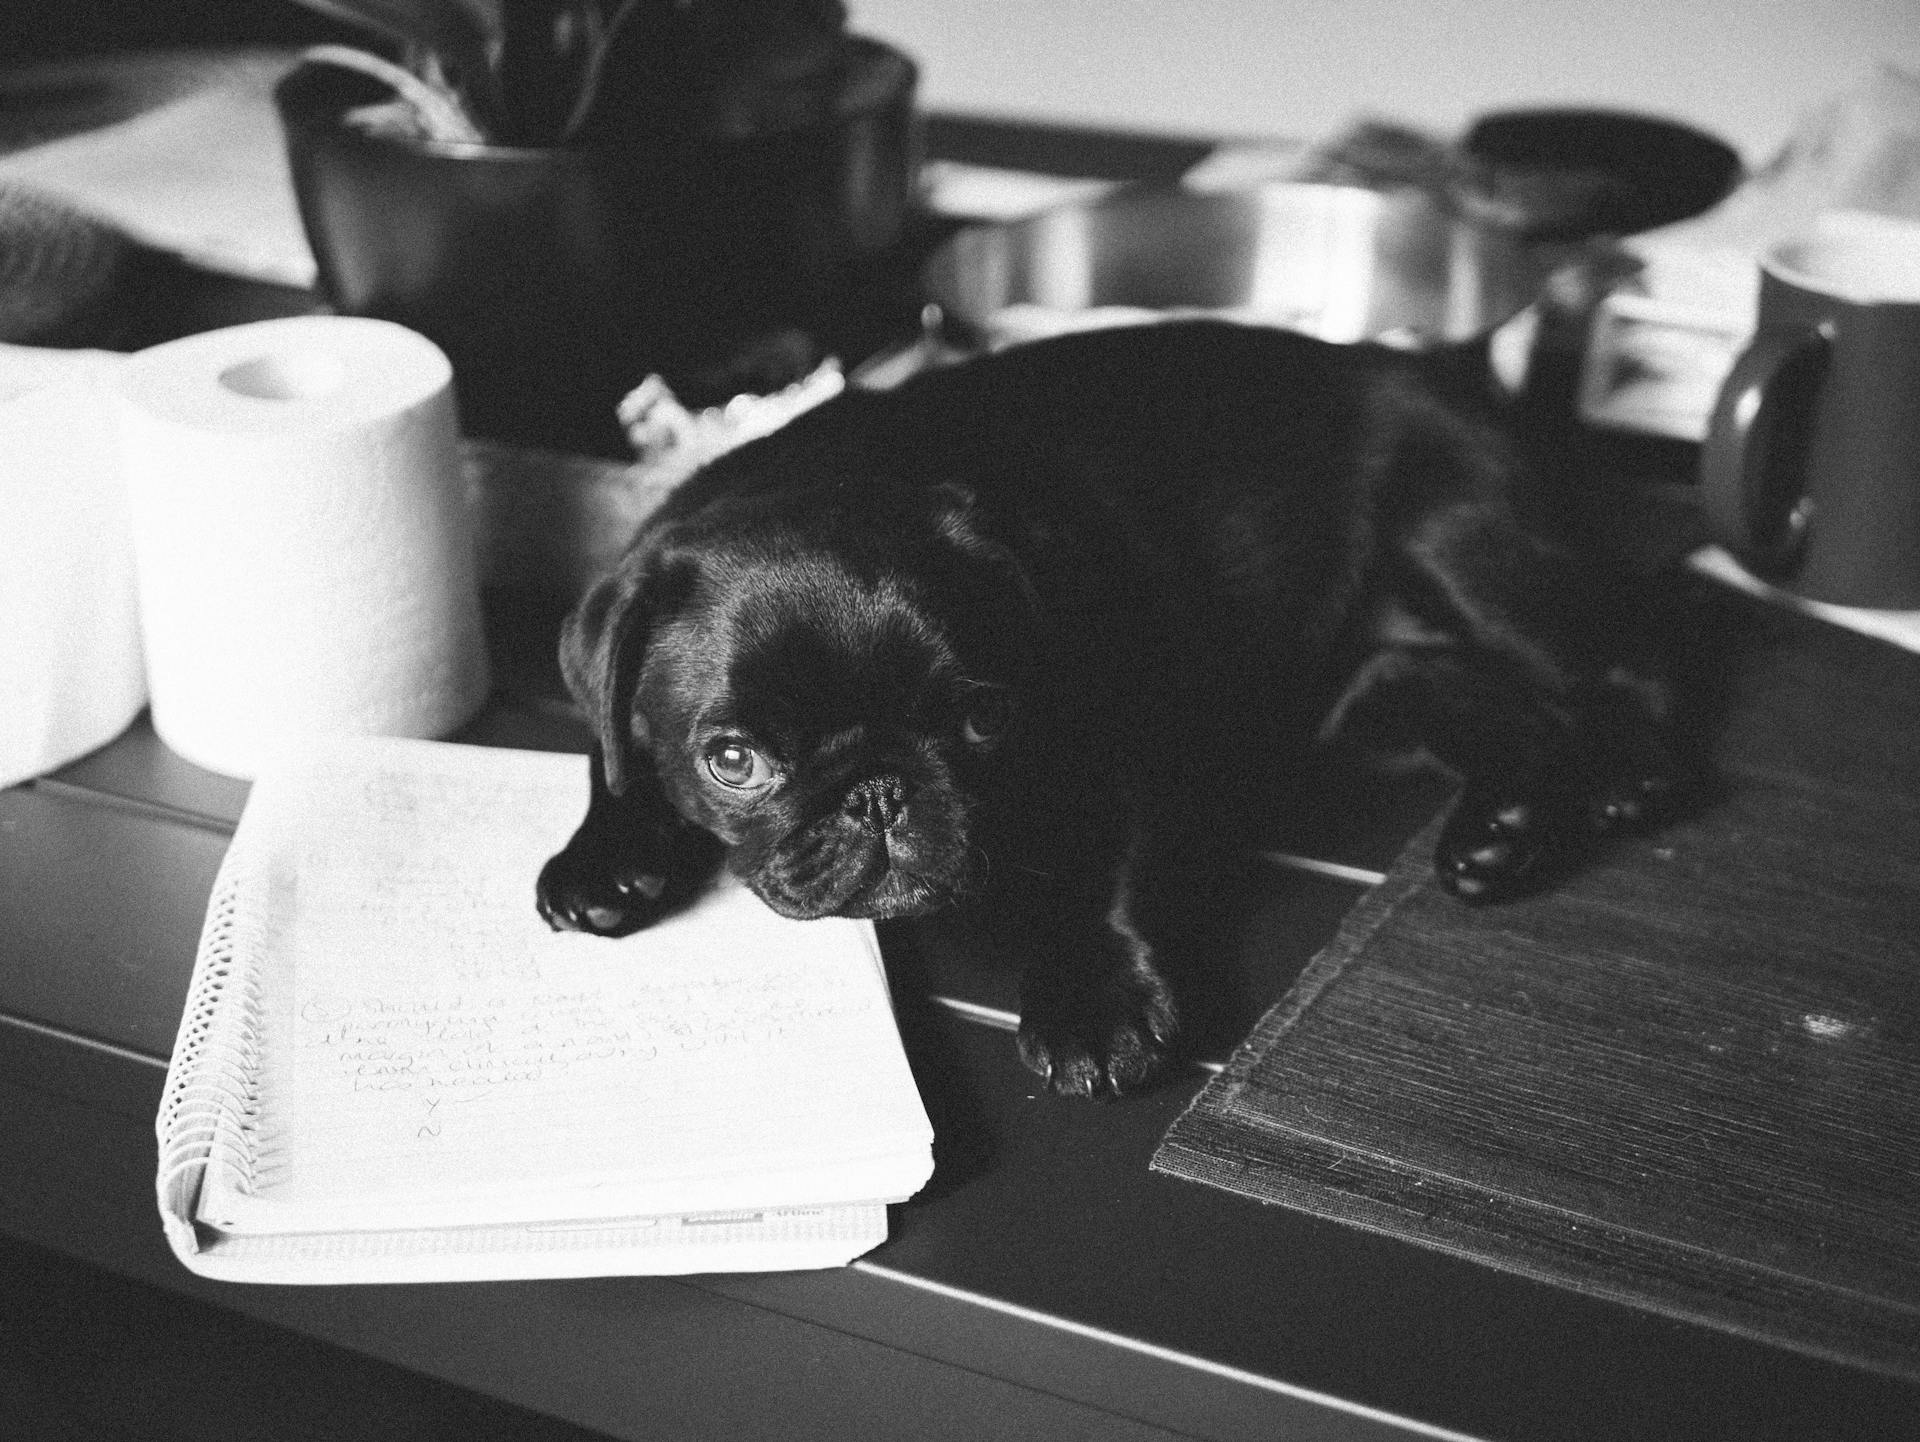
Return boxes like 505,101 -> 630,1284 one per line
923,181 -> 1542,356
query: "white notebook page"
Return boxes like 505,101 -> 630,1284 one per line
197,738 -> 931,1235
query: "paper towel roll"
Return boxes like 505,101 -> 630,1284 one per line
114,316 -> 490,779
0,346 -> 147,786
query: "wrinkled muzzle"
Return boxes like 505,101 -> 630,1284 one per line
734,762 -> 977,921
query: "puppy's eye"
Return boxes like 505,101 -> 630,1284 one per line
961,691 -> 1012,745
705,740 -> 775,790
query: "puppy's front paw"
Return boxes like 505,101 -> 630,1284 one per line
1017,968 -> 1178,1100
536,827 -> 721,937
536,847 -> 671,937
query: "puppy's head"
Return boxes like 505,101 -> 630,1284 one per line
562,483 -> 1033,921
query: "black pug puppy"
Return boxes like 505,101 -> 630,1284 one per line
536,321 -> 1679,1097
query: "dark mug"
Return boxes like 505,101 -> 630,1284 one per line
1701,211 -> 1920,608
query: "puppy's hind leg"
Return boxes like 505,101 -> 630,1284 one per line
1377,509 -> 1685,900
1338,644 -> 1580,899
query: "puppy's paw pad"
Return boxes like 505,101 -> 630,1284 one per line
578,875 -> 668,934
536,854 -> 675,937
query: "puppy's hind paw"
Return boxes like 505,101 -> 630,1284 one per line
1016,975 -> 1178,1100
1436,747 -> 1687,903
1434,792 -> 1560,904
1588,770 -> 1681,834
1584,735 -> 1688,837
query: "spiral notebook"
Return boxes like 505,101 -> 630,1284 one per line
156,738 -> 934,1284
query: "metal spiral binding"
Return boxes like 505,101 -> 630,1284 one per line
156,860 -> 271,1212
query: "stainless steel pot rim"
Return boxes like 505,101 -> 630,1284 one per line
924,180 -> 1544,351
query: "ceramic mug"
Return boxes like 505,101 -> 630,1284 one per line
1701,210 -> 1920,608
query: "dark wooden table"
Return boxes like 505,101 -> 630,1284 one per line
4,103 -> 1917,1442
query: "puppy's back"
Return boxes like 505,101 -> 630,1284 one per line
661,320 -> 1476,646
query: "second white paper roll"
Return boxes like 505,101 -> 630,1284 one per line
114,316 -> 490,779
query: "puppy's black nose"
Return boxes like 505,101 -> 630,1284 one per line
842,776 -> 907,833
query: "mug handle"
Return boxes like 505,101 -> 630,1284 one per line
1699,324 -> 1832,577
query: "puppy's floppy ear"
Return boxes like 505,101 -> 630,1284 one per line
924,481 -> 1041,617
559,553 -> 687,796
925,482 -> 987,551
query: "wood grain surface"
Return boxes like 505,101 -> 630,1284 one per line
1157,597 -> 1920,1381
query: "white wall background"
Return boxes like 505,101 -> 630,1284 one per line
850,0 -> 1920,163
